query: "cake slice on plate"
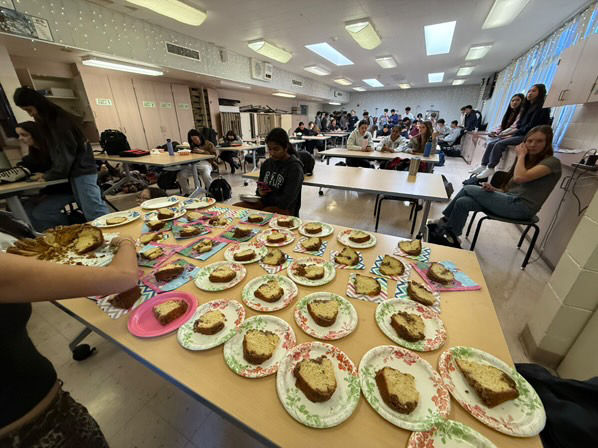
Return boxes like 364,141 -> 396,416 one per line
254,280 -> 284,302
233,249 -> 256,262
348,230 -> 370,243
154,263 -> 185,282
294,356 -> 337,402
247,214 -> 264,223
147,220 -> 166,231
139,232 -> 160,245
277,216 -> 295,228
108,285 -> 141,310
335,247 -> 359,266
157,208 -> 174,220
303,223 -> 322,234
307,300 -> 339,327
456,359 -> 519,408
391,311 -> 425,342
193,310 -> 226,335
106,216 -> 128,225
399,239 -> 422,255
428,262 -> 454,284
153,299 -> 188,325
193,239 -> 213,254
375,367 -> 419,414
407,281 -> 436,307
267,232 -> 287,244
209,266 -> 236,283
301,237 -> 322,251
295,264 -> 325,280
354,274 -> 381,296
262,248 -> 286,266
379,255 -> 405,276
141,247 -> 163,260
180,226 -> 201,237
243,330 -> 279,364
233,226 -> 252,238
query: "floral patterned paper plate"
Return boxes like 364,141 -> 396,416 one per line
241,274 -> 298,312
287,257 -> 336,287
270,216 -> 302,230
438,347 -> 546,437
92,210 -> 141,228
337,229 -> 377,249
223,242 -> 267,264
375,299 -> 446,352
294,293 -> 358,340
298,222 -> 334,237
408,419 -> 497,448
177,299 -> 245,351
223,315 -> 296,378
276,342 -> 360,428
256,228 -> 296,247
194,261 -> 247,292
145,206 -> 186,222
359,345 -> 450,431
141,196 -> 179,210
183,197 -> 216,209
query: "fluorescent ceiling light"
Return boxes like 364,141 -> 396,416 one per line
272,91 -> 296,98
466,44 -> 492,60
428,72 -> 444,83
220,80 -> 251,90
305,43 -> 353,66
81,57 -> 163,76
248,39 -> 292,63
363,78 -> 384,88
345,19 -> 381,50
452,79 -> 465,85
329,102 -> 341,105
483,0 -> 530,29
398,83 -> 411,89
424,21 -> 456,55
334,78 -> 352,86
303,65 -> 330,76
353,87 -> 366,92
375,56 -> 397,69
125,0 -> 206,26
457,66 -> 475,76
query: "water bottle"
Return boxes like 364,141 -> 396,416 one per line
423,137 -> 432,157
166,139 -> 174,156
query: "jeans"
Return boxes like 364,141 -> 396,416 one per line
481,136 -> 524,168
219,151 -> 239,173
177,161 -> 212,194
71,174 -> 109,221
442,185 -> 534,236
23,193 -> 75,232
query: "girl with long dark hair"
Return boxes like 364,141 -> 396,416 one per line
219,130 -> 242,174
473,84 -> 551,179
406,120 -> 434,154
13,87 -> 108,221
176,129 -> 217,194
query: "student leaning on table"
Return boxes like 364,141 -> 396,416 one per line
176,129 -> 218,194
0,236 -> 138,448
346,120 -> 374,168
376,125 -> 407,153
219,130 -> 243,174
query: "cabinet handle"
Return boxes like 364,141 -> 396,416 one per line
561,89 -> 569,102
557,90 -> 563,101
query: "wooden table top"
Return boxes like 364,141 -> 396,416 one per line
243,166 -> 448,202
55,203 -> 540,448
95,152 -> 215,167
289,139 -> 305,144
322,131 -> 350,136
302,135 -> 332,140
0,178 -> 68,195
319,147 -> 440,163
217,144 -> 266,152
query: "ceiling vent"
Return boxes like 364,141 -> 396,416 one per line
166,42 -> 200,61
251,59 -> 273,82
333,91 -> 344,98
291,79 -> 303,87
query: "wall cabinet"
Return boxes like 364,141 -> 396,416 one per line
107,76 -> 148,150
153,81 -> 182,143
171,84 -> 195,142
80,72 -> 121,134
132,78 -> 165,149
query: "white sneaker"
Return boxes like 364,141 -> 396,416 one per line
468,165 -> 485,175
476,167 -> 495,179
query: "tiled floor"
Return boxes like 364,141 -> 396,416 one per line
26,154 -> 553,447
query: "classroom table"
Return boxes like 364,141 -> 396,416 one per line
243,165 -> 448,237
95,152 -> 215,198
322,131 -> 350,146
216,144 -> 266,172
0,178 -> 69,231
54,203 -> 541,448
318,147 -> 439,173
301,135 -> 332,152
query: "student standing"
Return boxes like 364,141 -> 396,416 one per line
320,113 -> 329,132
348,110 -> 359,131
314,112 -> 322,130
404,107 -> 415,121
463,105 -> 479,131
378,109 -> 389,128
346,120 -> 374,168
13,87 -> 108,221
176,129 -> 217,194
389,109 -> 400,126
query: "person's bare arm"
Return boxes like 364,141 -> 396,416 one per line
513,144 -> 551,183
0,238 -> 138,303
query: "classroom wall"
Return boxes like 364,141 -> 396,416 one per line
216,89 -> 321,118
322,85 -> 481,122
559,102 -> 598,151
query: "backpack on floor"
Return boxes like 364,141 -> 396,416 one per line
297,150 -> 315,175
157,170 -> 179,190
100,129 -> 131,155
208,177 -> 232,202
436,151 -> 446,167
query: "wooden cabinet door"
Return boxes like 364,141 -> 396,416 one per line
567,34 -> 598,105
545,42 -> 585,107
153,81 -> 181,143
80,71 -> 121,133
108,76 -> 149,150
132,78 -> 164,148
171,84 -> 195,142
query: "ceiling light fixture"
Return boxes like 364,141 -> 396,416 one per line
81,57 -> 163,76
345,19 -> 381,50
303,65 -> 331,76
424,21 -> 456,55
305,43 -> 353,66
457,66 -> 475,76
398,83 -> 411,89
248,39 -> 292,63
465,44 -> 492,60
220,80 -> 251,90
329,102 -> 341,105
363,78 -> 384,88
483,0 -> 530,29
353,87 -> 366,92
272,91 -> 296,98
125,0 -> 206,26
452,79 -> 465,85
334,78 -> 353,86
375,56 -> 397,69
428,72 -> 444,83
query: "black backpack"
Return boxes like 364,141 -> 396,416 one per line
100,129 -> 131,155
297,150 -> 315,175
208,177 -> 232,202
157,170 -> 179,190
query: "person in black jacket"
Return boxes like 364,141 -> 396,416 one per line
13,88 -> 108,221
474,84 -> 551,179
234,128 -> 304,216
14,122 -> 76,231
463,105 -> 479,132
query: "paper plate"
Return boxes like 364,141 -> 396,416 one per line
223,315 -> 296,378
287,257 -> 336,287
276,342 -> 360,428
239,194 -> 261,203
223,242 -> 267,264
183,197 -> 216,209
194,261 -> 247,292
298,222 -> 334,237
375,299 -> 446,351
92,210 -> 141,228
438,346 -> 546,437
337,229 -> 377,248
177,300 -> 245,350
359,345 -> 450,431
408,419 -> 497,448
241,274 -> 298,312
294,292 -> 358,340
141,196 -> 179,210
128,291 -> 197,338
269,216 -> 302,230
256,228 -> 295,247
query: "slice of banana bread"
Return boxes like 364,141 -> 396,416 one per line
262,248 -> 285,266
294,356 -> 337,403
348,230 -> 370,243
428,262 -> 454,284
399,239 -> 422,255
407,281 -> 436,306
456,359 -> 519,408
193,310 -> 226,335
154,264 -> 184,282
390,311 -> 425,342
209,266 -> 237,283
254,280 -> 284,303
233,248 -> 256,261
335,247 -> 359,266
243,330 -> 280,364
153,299 -> 188,325
307,300 -> 339,327
379,255 -> 405,276
301,237 -> 322,251
354,274 -> 381,296
375,367 -> 419,414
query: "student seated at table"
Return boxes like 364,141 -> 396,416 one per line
376,125 -> 406,153
219,130 -> 242,174
13,122 -> 76,232
375,124 -> 392,138
434,118 -> 451,137
176,129 -> 218,194
303,122 -> 322,155
405,121 -> 434,154
294,122 -> 306,136
401,118 -> 412,138
438,120 -> 462,148
14,87 -> 108,222
328,119 -> 341,131
136,186 -> 167,206
429,125 -> 560,245
234,128 -> 304,216
346,120 -> 374,168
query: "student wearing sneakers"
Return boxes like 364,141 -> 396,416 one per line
176,129 -> 218,194
346,120 -> 374,168
377,126 -> 406,153
438,121 -> 462,148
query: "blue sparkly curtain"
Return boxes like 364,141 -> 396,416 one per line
483,3 -> 598,147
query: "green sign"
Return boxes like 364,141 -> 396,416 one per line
160,102 -> 173,109
95,98 -> 112,106
178,103 -> 190,109
143,101 -> 156,108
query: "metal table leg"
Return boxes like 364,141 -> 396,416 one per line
102,163 -> 146,196
6,195 -> 35,232
417,200 -> 432,240
189,162 -> 208,198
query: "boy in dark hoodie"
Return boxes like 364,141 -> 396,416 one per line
235,128 -> 304,216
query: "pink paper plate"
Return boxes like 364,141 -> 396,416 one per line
128,291 -> 198,338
